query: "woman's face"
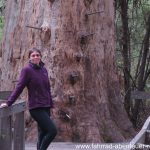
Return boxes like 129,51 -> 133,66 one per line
30,51 -> 41,65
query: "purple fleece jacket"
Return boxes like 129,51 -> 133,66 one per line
7,62 -> 54,110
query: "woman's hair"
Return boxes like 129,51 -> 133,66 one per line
28,47 -> 42,58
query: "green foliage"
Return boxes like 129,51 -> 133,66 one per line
0,0 -> 6,41
115,0 -> 150,76
115,0 -> 150,128
0,15 -> 4,41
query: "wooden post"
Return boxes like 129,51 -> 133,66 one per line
0,116 -> 12,150
13,112 -> 25,150
0,93 -> 26,150
145,130 -> 150,145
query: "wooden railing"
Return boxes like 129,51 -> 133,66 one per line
0,91 -> 26,150
124,116 -> 150,150
125,91 -> 150,150
0,90 -> 150,150
131,91 -> 150,100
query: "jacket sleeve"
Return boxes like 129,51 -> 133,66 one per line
7,68 -> 29,106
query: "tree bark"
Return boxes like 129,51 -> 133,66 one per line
119,0 -> 132,118
0,0 -> 135,142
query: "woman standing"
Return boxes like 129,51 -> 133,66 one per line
0,47 -> 57,150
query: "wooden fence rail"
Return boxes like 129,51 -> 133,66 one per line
126,90 -> 150,150
0,91 -> 26,150
124,116 -> 150,150
131,91 -> 150,100
0,90 -> 150,150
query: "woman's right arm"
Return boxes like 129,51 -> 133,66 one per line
1,67 -> 29,107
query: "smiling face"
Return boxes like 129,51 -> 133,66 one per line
29,51 -> 41,65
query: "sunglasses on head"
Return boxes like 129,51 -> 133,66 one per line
31,54 -> 40,57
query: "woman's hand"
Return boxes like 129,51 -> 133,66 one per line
0,103 -> 8,108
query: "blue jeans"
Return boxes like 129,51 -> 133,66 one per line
29,107 -> 57,150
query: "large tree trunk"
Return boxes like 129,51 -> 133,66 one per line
0,0 -> 135,142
